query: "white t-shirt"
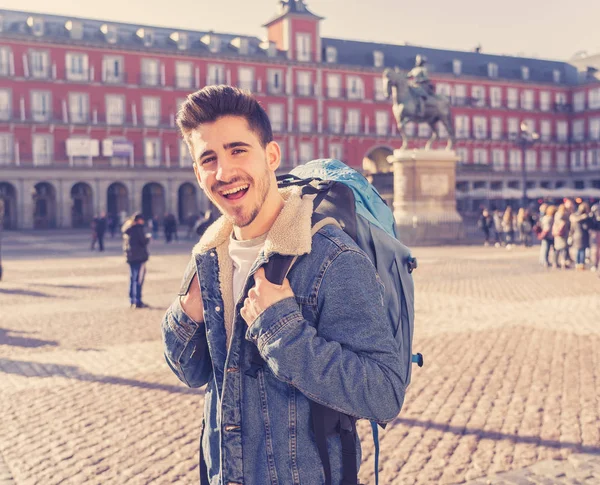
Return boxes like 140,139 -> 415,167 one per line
227,232 -> 268,341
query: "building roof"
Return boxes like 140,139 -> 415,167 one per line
322,38 -> 581,85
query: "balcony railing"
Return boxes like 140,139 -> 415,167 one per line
295,85 -> 314,97
174,76 -> 195,90
237,81 -> 257,92
266,83 -> 285,96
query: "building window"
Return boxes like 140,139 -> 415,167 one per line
238,67 -> 255,91
455,115 -> 470,138
473,149 -> 488,165
471,86 -> 486,107
590,118 -> 600,141
0,89 -> 10,121
375,111 -> 388,136
346,76 -> 364,100
553,69 -> 561,83
508,118 -> 519,139
492,149 -> 505,171
473,116 -> 487,139
179,139 -> 192,167
32,134 -> 53,166
207,64 -> 225,85
572,119 -> 584,142
456,148 -> 468,163
521,90 -> 534,110
555,92 -> 567,111
588,149 -> 600,170
68,93 -> 89,123
487,63 -> 498,78
330,143 -> 343,160
589,88 -> 600,110
29,50 -> 49,78
525,150 -> 536,172
452,59 -> 461,76
346,109 -> 360,134
436,83 -> 451,98
541,151 -> 551,172
296,33 -> 311,62
299,141 -> 313,162
540,120 -> 551,142
267,69 -> 283,94
328,107 -> 342,134
268,104 -> 284,132
573,92 -> 585,112
101,24 -> 118,44
418,123 -> 431,138
31,90 -> 51,122
452,84 -> 467,106
0,46 -> 11,76
142,97 -> 160,126
373,50 -> 384,68
509,150 -> 522,171
539,91 -> 551,111
175,62 -> 193,89
571,150 -> 585,172
327,74 -> 342,98
65,52 -> 88,81
490,87 -> 502,108
141,58 -> 160,86
106,95 -> 125,125
144,139 -> 161,166
521,66 -> 530,80
325,46 -> 337,63
556,121 -> 568,142
374,77 -> 386,101
102,55 -> 124,83
556,151 -> 567,171
507,88 -> 518,109
297,105 -> 313,133
491,117 -> 502,140
296,71 -> 312,96
0,133 -> 12,165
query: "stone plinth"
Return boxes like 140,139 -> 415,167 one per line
388,149 -> 464,246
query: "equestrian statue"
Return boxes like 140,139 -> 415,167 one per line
383,55 -> 455,150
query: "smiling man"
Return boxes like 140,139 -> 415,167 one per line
161,85 -> 404,485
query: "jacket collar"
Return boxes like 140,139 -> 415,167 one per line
192,186 -> 315,259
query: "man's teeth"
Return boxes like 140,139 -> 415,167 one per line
221,185 -> 249,196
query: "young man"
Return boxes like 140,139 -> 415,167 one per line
161,86 -> 404,485
122,213 -> 150,308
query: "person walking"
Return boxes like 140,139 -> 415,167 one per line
122,213 -> 150,309
590,204 -> 600,273
161,86 -> 404,485
94,212 -> 107,251
478,208 -> 493,246
570,202 -> 592,270
492,209 -> 503,247
502,206 -> 515,249
552,204 -> 570,269
538,204 -> 555,268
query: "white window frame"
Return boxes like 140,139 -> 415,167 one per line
346,109 -> 360,134
142,96 -> 161,127
509,150 -> 522,172
175,62 -> 193,89
325,46 -> 337,63
329,143 -> 343,160
540,120 -> 551,142
521,66 -> 530,80
487,63 -> 498,78
573,92 -> 585,112
452,59 -> 461,76
455,115 -> 470,139
491,117 -> 502,140
589,88 -> 600,110
572,119 -> 584,142
267,69 -> 283,95
65,52 -> 89,82
553,70 -> 561,83
570,150 -> 585,172
299,141 -> 313,162
473,116 -> 487,139
141,58 -> 160,86
29,49 -> 49,79
0,46 -> 11,76
0,89 -> 11,121
328,107 -> 342,134
556,151 -> 567,172
31,90 -> 51,122
102,55 -> 124,83
297,105 -> 313,133
374,77 -> 386,101
373,51 -> 384,68
375,111 -> 389,136
525,150 -> 536,172
296,33 -> 311,62
539,91 -> 551,112
540,151 -> 551,172
590,118 -> 600,141
179,139 -> 192,167
268,104 -> 285,132
490,87 -> 502,108
521,90 -> 534,110
106,94 -> 125,125
556,121 -> 568,142
473,148 -> 488,165
296,71 -> 312,96
0,133 -> 13,165
507,88 -> 518,109
508,118 -> 519,139
32,134 -> 53,166
327,74 -> 342,98
238,67 -> 255,91
472,86 -> 486,107
68,92 -> 89,124
346,76 -> 364,100
144,138 -> 161,167
492,149 -> 505,171
207,64 -> 225,85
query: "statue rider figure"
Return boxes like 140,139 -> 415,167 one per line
407,55 -> 433,117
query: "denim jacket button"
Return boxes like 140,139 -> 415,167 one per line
215,306 -> 221,312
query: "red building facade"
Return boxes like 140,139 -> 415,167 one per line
0,2 -> 599,229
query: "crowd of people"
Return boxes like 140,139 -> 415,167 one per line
478,200 -> 600,272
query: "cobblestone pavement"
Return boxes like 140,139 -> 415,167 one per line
0,234 -> 599,484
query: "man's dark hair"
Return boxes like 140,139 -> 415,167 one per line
176,85 -> 273,160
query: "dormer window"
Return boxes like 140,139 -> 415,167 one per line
137,29 -> 154,47
231,37 -> 249,55
325,46 -> 337,63
521,66 -> 530,80
260,40 -> 277,58
453,59 -> 462,76
65,20 -> 84,40
487,62 -> 498,78
169,32 -> 188,51
201,34 -> 221,53
27,16 -> 44,37
553,69 -> 561,83
100,24 -> 118,44
296,33 -> 311,62
373,50 -> 384,68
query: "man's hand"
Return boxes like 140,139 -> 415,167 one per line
241,267 -> 295,326
180,275 -> 204,323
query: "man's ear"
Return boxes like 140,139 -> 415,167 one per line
193,162 -> 205,190
266,141 -> 281,172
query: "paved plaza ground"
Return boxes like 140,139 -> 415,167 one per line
0,232 -> 599,484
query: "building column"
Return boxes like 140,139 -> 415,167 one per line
59,179 -> 72,228
20,179 -> 35,229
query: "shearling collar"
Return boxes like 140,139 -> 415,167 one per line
192,186 -> 315,259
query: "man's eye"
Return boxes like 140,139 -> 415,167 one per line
232,149 -> 246,155
201,157 -> 216,165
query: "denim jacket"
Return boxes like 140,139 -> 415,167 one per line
161,187 -> 405,485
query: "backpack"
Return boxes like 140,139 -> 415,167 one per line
245,159 -> 422,485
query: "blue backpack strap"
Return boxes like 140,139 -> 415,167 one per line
371,421 -> 380,485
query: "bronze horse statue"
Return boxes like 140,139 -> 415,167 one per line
383,67 -> 455,150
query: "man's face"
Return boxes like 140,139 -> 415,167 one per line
190,115 -> 280,229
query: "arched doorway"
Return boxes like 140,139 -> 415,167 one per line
33,182 -> 57,229
0,182 -> 18,229
71,182 -> 94,228
363,146 -> 394,174
141,182 -> 165,222
178,183 -> 198,223
107,182 -> 129,221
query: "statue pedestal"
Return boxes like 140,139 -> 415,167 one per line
387,149 -> 464,246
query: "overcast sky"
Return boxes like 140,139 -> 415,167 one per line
2,0 -> 599,61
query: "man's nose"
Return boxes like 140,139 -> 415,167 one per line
215,158 -> 235,181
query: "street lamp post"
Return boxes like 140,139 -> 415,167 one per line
517,121 -> 539,208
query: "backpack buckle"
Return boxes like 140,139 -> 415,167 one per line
406,257 -> 418,274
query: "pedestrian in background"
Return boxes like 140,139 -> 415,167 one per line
122,213 -> 150,309
502,206 -> 515,249
552,204 -> 570,269
538,204 -> 555,268
492,209 -> 503,247
570,202 -> 592,271
590,204 -> 600,273
478,208 -> 493,246
517,208 -> 534,247
94,212 -> 107,252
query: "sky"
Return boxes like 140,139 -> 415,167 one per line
1,0 -> 599,61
